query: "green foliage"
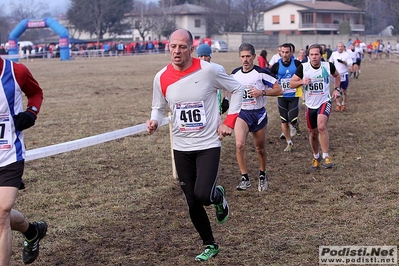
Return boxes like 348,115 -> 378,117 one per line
338,20 -> 351,34
67,0 -> 134,40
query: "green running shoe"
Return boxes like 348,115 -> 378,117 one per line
195,244 -> 219,261
214,185 -> 229,224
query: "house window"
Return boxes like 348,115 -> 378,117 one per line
303,13 -> 313,24
273,31 -> 279,36
290,14 -> 295,24
195,19 -> 201,28
272,15 -> 280,25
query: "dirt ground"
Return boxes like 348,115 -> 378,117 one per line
8,51 -> 399,266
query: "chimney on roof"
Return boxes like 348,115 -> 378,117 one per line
312,0 -> 316,4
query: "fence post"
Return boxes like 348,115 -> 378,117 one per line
168,112 -> 177,179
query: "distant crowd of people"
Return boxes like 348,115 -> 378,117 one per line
69,39 -> 168,57
0,43 -> 60,58
0,39 -> 169,58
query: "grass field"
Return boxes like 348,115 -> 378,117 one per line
9,51 -> 399,266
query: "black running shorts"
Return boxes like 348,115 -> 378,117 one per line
0,160 -> 24,188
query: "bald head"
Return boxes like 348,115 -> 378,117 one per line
169,28 -> 195,71
170,29 -> 193,47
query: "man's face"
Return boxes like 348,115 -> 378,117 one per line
239,50 -> 255,72
308,47 -> 322,67
280,46 -> 291,62
169,30 -> 194,70
337,43 -> 345,53
299,50 -> 306,58
198,55 -> 211,63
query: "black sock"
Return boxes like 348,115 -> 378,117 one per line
259,170 -> 266,179
23,223 -> 38,240
241,173 -> 249,181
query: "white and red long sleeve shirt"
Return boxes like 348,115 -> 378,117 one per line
151,58 -> 243,151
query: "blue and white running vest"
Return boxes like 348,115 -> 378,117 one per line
0,59 -> 25,166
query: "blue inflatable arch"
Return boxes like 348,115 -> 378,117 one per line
8,18 -> 70,61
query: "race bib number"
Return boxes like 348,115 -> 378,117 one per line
242,84 -> 257,107
281,78 -> 295,93
308,78 -> 325,96
175,101 -> 207,132
0,114 -> 12,150
340,74 -> 347,82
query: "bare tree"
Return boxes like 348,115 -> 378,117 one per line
237,0 -> 273,32
67,0 -> 134,43
0,6 -> 12,44
364,0 -> 397,34
7,0 -> 52,42
380,0 -> 399,14
10,0 -> 49,21
204,0 -> 245,35
151,8 -> 176,40
132,1 -> 158,42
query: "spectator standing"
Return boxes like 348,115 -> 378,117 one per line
103,42 -> 109,56
257,50 -> 268,69
117,41 -> 124,55
0,46 -> 6,55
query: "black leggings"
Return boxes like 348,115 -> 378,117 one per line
174,147 -> 222,245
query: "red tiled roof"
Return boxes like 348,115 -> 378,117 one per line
266,0 -> 363,12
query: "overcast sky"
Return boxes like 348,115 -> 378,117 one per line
2,0 -> 70,15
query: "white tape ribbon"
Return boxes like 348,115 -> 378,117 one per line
26,116 -> 171,161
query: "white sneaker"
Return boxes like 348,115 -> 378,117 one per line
258,175 -> 268,192
290,124 -> 296,138
236,178 -> 251,191
284,142 -> 294,152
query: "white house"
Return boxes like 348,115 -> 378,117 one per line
263,0 -> 365,35
127,3 -> 209,42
